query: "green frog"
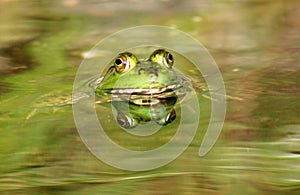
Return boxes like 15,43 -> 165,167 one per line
95,49 -> 191,129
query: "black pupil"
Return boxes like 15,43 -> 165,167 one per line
115,58 -> 123,66
167,53 -> 173,61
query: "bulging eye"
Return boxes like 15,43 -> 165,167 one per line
150,49 -> 174,68
114,56 -> 127,73
164,51 -> 174,67
114,53 -> 137,73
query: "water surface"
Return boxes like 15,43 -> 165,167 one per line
0,0 -> 299,194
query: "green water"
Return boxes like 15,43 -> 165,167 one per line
0,0 -> 299,194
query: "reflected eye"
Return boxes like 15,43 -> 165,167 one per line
117,112 -> 137,129
114,53 -> 137,73
164,52 -> 174,67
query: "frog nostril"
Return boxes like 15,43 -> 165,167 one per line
149,69 -> 158,77
150,75 -> 157,83
138,67 -> 145,75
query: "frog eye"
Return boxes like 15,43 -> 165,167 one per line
114,56 -> 128,73
150,49 -> 174,68
114,53 -> 137,73
164,51 -> 174,67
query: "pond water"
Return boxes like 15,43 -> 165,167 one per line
0,0 -> 299,194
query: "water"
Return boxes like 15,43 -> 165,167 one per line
0,0 -> 299,194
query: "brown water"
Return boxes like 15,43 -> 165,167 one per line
0,0 -> 299,194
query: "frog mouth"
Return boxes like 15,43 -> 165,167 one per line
109,89 -> 185,105
96,75 -> 191,102
110,83 -> 182,95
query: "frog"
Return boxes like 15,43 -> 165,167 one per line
95,49 -> 191,129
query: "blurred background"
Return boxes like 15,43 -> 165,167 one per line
0,0 -> 299,194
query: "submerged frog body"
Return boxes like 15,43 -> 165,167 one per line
96,49 -> 191,129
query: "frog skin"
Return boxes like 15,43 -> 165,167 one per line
95,49 -> 191,129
